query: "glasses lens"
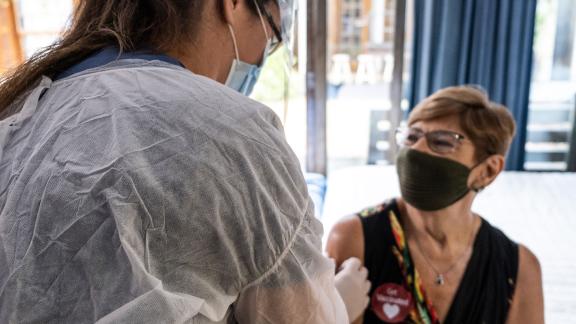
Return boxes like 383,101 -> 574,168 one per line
395,128 -> 420,147
427,131 -> 460,153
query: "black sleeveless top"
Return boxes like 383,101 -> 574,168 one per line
358,199 -> 518,324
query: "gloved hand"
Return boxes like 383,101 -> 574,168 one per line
334,257 -> 371,323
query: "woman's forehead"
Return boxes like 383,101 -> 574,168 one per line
411,115 -> 465,134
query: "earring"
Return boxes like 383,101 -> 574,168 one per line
473,186 -> 485,193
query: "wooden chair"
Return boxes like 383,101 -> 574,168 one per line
0,0 -> 23,73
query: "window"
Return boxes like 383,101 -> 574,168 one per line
16,0 -> 73,57
526,0 -> 576,171
252,0 -> 414,172
325,0 -> 412,172
1,0 -> 73,74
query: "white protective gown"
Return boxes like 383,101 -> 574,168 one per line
0,60 -> 348,323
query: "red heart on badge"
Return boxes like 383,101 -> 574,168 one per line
383,303 -> 400,318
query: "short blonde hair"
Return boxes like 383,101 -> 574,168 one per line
408,86 -> 516,161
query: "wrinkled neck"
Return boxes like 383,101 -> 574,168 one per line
399,194 -> 477,251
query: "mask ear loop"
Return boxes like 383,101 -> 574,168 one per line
253,0 -> 271,40
227,24 -> 241,61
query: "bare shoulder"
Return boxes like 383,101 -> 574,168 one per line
518,244 -> 542,278
516,245 -> 543,296
506,244 -> 544,324
325,215 -> 365,268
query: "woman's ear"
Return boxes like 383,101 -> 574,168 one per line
221,0 -> 254,28
477,154 -> 505,189
221,0 -> 240,26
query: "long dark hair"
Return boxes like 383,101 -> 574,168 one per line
0,0 -> 207,119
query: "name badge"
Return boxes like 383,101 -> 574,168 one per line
371,283 -> 413,323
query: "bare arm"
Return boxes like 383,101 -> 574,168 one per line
326,216 -> 366,324
326,215 -> 365,267
506,244 -> 544,324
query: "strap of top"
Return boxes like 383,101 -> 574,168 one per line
444,219 -> 519,323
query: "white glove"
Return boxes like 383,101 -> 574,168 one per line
334,257 -> 371,323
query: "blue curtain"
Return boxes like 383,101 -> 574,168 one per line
408,0 -> 537,170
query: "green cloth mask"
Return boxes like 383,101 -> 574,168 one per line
396,148 -> 475,211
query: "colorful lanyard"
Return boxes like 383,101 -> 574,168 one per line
389,210 -> 440,324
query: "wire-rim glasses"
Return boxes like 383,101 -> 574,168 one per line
395,127 -> 467,154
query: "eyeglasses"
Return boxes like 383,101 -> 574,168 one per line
395,127 -> 466,154
256,0 -> 283,54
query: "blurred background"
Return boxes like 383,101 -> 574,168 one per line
2,0 -> 576,174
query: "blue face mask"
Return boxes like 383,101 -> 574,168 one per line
225,3 -> 272,96
225,60 -> 261,96
224,40 -> 271,96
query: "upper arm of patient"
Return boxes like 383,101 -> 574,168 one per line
506,244 -> 544,324
325,215 -> 365,270
326,216 -> 367,324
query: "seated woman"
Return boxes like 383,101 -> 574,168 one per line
326,86 -> 544,324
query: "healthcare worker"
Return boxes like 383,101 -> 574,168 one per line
0,0 -> 370,323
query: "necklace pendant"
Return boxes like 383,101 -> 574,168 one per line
435,274 -> 445,285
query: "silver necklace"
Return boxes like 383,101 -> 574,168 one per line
412,220 -> 476,286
